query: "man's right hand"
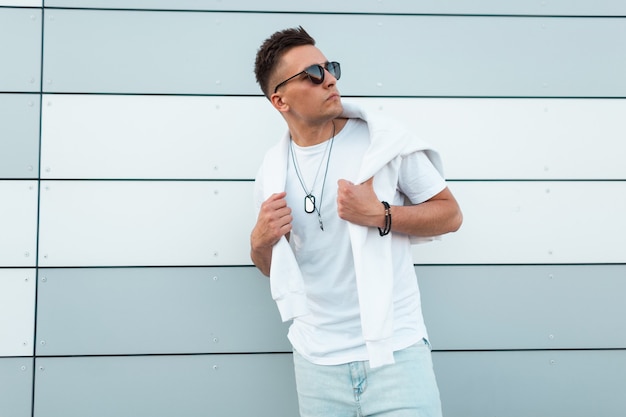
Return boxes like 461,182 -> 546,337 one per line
250,192 -> 292,276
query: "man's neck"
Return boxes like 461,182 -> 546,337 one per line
289,118 -> 348,147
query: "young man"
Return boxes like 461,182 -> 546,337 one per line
251,27 -> 462,417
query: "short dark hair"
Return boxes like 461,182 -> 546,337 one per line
254,26 -> 316,98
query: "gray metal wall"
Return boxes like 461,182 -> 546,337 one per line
1,1 -> 625,416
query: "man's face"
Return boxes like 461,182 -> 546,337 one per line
271,44 -> 343,123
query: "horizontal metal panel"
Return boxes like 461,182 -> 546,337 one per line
418,265 -> 626,350
37,180 -> 626,266
413,181 -> 626,264
356,97 -> 626,180
40,95 -> 626,180
433,350 -> 626,417
34,354 -> 298,417
0,181 -> 38,267
40,95 -> 283,179
42,0 -> 626,16
0,358 -> 32,417
36,267 -> 289,355
0,94 -> 40,178
0,8 -> 41,92
37,180 -> 255,267
42,10 -> 626,96
0,269 -> 36,357
0,1 -> 42,5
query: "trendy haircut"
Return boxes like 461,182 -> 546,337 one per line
254,26 -> 316,98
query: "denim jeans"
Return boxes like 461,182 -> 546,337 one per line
292,340 -> 443,417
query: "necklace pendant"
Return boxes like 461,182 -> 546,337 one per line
304,194 -> 316,214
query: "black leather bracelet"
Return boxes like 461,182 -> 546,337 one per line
378,201 -> 391,236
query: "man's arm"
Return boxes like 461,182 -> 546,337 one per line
337,178 -> 462,237
250,191 -> 293,276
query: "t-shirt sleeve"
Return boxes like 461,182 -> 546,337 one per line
398,150 -> 447,204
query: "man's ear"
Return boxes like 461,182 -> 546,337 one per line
270,93 -> 289,114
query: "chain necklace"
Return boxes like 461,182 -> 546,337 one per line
289,120 -> 336,231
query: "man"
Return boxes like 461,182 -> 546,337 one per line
251,26 -> 462,417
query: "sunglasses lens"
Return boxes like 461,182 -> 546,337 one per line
327,62 -> 341,80
305,65 -> 325,84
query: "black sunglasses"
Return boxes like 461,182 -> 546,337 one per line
273,61 -> 341,93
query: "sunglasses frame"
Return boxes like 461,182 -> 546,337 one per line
273,61 -> 341,93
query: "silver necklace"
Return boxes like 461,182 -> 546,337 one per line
289,120 -> 336,231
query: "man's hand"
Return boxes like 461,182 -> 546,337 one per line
337,178 -> 385,228
250,192 -> 292,276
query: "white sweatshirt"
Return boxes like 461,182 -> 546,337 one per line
254,102 -> 444,367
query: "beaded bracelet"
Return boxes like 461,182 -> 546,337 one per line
378,201 -> 391,236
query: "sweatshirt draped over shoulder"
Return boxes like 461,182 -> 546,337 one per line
253,102 -> 444,368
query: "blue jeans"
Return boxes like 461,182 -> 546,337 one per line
292,340 -> 443,417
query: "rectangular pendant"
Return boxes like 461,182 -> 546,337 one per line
304,194 -> 316,213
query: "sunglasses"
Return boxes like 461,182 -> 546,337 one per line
273,61 -> 341,93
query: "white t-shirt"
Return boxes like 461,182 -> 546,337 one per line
282,118 -> 446,365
